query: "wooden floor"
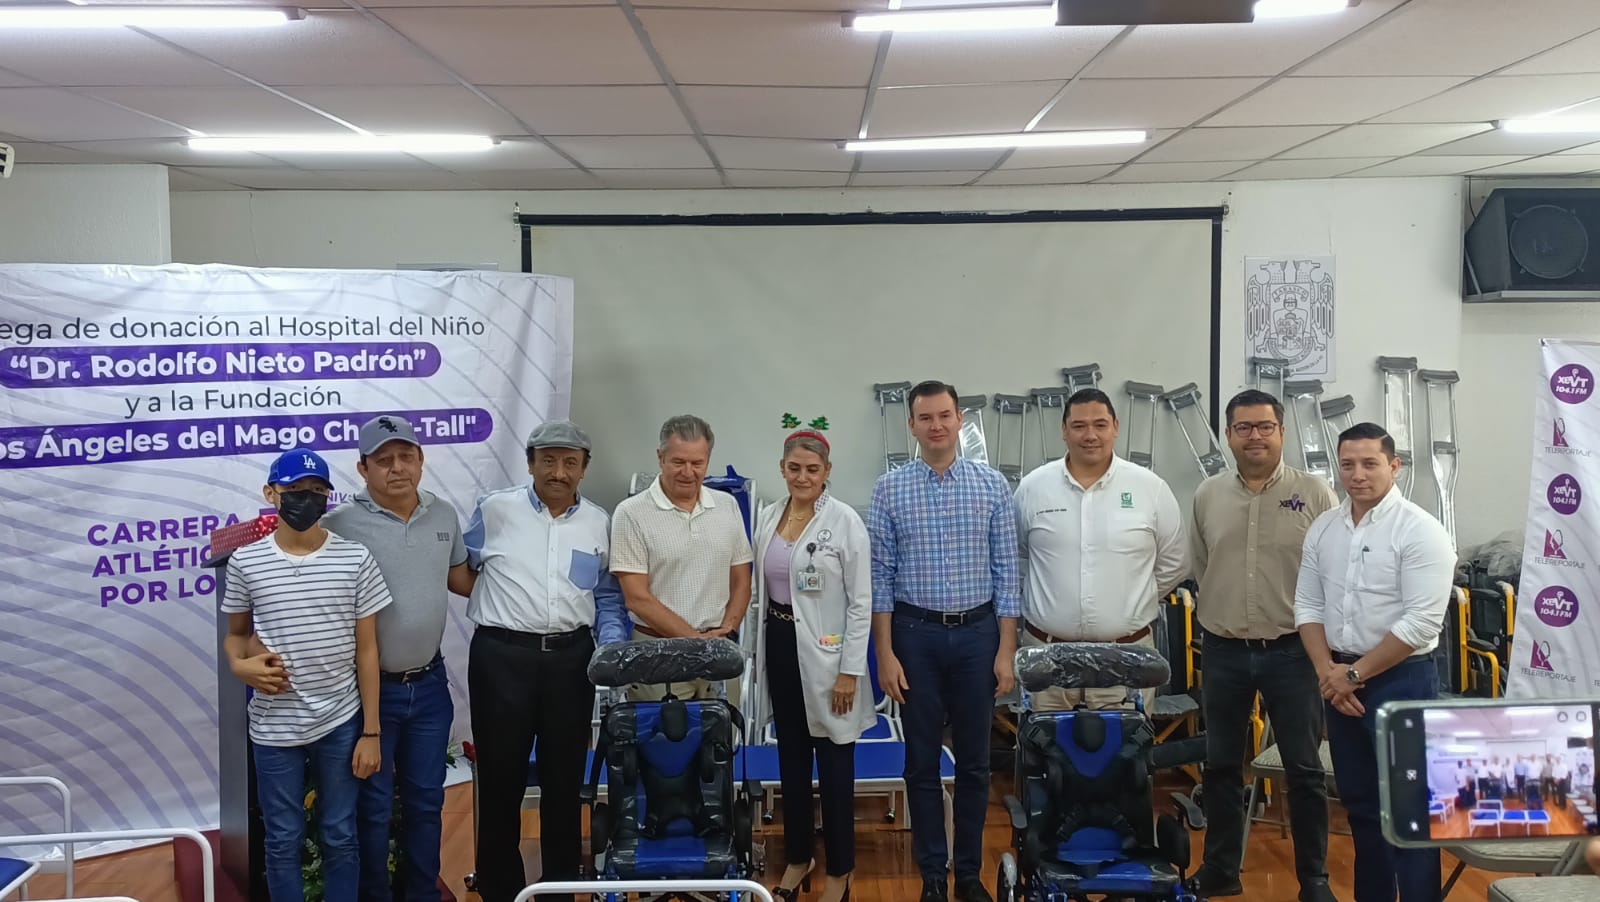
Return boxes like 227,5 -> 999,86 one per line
24,778 -> 1501,902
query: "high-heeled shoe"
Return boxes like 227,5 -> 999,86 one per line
819,872 -> 852,902
773,859 -> 815,900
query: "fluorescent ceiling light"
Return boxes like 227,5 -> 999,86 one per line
1253,0 -> 1351,19
845,130 -> 1146,152
1510,729 -> 1541,736
849,5 -> 1057,32
1498,117 -> 1600,135
0,5 -> 301,28
188,135 -> 496,154
1507,707 -> 1551,716
1443,744 -> 1480,754
1453,730 -> 1483,738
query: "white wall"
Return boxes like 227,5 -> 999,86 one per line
171,178 -> 1476,531
0,164 -> 171,264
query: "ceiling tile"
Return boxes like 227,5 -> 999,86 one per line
1278,123 -> 1492,158
85,86 -> 346,134
0,28 -> 239,87
681,86 -> 865,139
1003,130 -> 1176,168
58,138 -> 277,168
1203,76 -> 1467,127
462,169 -> 604,190
1348,155 -> 1527,177
547,136 -> 712,169
1557,140 -> 1600,154
481,86 -> 690,135
1467,155 -> 1600,176
285,86 -> 525,135
171,167 -> 358,190
856,148 -> 1003,171
633,0 -> 887,8
316,170 -> 492,190
706,137 -> 853,172
724,170 -> 850,188
1088,1 -> 1405,78
1374,74 -> 1600,124
1038,78 -> 1264,130
146,11 -> 456,87
1099,161 -> 1247,183
880,26 -> 1121,87
850,170 -> 986,186
595,169 -> 727,189
637,10 -> 878,88
867,82 -> 1063,139
1298,0 -> 1600,77
376,7 -> 659,85
3,142 -> 130,164
0,68 -> 40,88
977,164 -> 1121,185
1139,126 -> 1337,163
1503,29 -> 1600,75
0,87 -> 188,141
363,1 -> 614,6
414,138 -> 573,172
1222,157 -> 1392,180
1419,129 -> 1600,156
168,168 -> 246,191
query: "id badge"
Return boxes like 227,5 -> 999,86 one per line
795,568 -> 823,593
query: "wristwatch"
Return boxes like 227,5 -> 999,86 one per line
1345,666 -> 1362,685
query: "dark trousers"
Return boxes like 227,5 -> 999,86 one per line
766,615 -> 856,876
1326,656 -> 1441,902
1199,633 -> 1329,887
468,627 -> 597,902
892,607 -> 999,882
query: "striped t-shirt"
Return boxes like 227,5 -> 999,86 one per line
220,533 -> 391,747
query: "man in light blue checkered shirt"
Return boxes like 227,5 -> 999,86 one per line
866,380 -> 1020,902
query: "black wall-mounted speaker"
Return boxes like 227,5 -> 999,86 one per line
1465,187 -> 1600,300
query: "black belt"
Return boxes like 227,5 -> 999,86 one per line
1329,650 -> 1432,665
381,653 -> 442,684
1208,632 -> 1302,650
478,625 -> 591,652
895,601 -> 994,626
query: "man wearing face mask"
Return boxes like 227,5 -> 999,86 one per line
463,421 -> 631,902
315,415 -> 476,902
222,448 -> 390,902
1012,387 -> 1187,712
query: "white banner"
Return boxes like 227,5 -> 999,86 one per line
0,264 -> 572,839
1509,339 -> 1600,698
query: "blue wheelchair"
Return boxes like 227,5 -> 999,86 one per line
998,643 -> 1206,902
580,637 -> 764,902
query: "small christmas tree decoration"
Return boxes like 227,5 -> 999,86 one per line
807,416 -> 830,431
781,413 -> 801,429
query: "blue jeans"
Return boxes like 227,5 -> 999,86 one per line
1325,656 -> 1441,902
359,663 -> 453,902
254,712 -> 362,902
892,607 -> 999,882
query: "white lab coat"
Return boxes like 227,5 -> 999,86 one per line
752,492 -> 875,744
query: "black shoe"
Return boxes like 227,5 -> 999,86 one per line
1186,864 -> 1244,898
920,878 -> 949,902
1298,881 -> 1340,902
954,877 -> 993,902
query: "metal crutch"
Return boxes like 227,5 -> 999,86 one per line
1378,357 -> 1419,499
1029,386 -> 1069,466
1284,379 -> 1334,487
1061,363 -> 1102,395
1160,383 -> 1229,477
1123,381 -> 1166,469
1419,369 -> 1462,543
991,393 -> 1032,485
1319,394 -> 1356,496
1249,356 -> 1290,399
957,393 -> 990,464
873,381 -> 913,473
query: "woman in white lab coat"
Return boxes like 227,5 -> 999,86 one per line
753,430 -> 874,902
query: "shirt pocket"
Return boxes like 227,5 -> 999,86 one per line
569,549 -> 601,591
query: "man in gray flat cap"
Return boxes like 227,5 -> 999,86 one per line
463,420 -> 630,902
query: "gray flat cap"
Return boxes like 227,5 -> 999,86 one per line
359,414 -> 421,456
526,419 -> 592,452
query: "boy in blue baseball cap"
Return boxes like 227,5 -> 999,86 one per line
220,447 -> 392,901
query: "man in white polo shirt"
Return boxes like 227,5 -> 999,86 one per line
611,414 -> 754,700
1296,422 -> 1455,902
463,420 -> 631,902
1013,388 -> 1188,710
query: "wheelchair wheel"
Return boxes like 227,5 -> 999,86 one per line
996,852 -> 1019,902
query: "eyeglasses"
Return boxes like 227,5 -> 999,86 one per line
1230,422 -> 1279,437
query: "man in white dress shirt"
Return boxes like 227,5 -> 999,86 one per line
1295,422 -> 1455,902
1014,387 -> 1188,710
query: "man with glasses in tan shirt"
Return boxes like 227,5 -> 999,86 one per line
1187,390 -> 1339,902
